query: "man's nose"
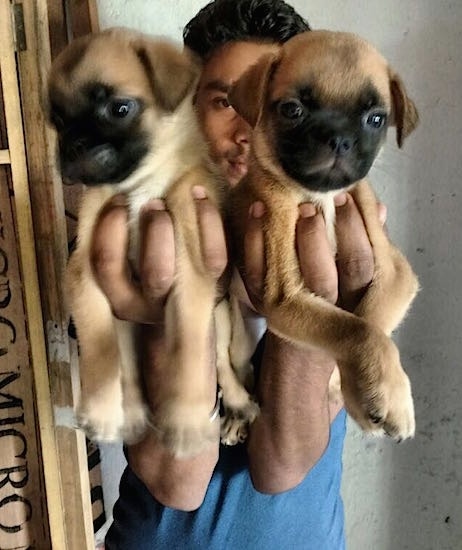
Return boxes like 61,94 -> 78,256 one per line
233,113 -> 251,144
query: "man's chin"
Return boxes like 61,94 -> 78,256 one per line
226,161 -> 248,186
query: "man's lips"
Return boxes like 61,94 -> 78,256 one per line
227,157 -> 248,180
229,154 -> 247,165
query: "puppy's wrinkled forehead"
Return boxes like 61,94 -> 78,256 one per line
271,31 -> 392,110
49,30 -> 153,115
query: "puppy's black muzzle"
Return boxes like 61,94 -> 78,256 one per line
276,107 -> 385,193
57,121 -> 149,186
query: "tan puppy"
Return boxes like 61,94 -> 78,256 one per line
47,28 -> 238,456
226,30 -> 419,441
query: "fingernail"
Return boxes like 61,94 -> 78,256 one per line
249,201 -> 265,218
192,185 -> 207,200
109,194 -> 128,207
141,198 -> 165,212
378,203 -> 387,225
334,192 -> 348,207
298,203 -> 316,218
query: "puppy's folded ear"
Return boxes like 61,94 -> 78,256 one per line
228,52 -> 281,128
133,39 -> 201,112
389,70 -> 419,148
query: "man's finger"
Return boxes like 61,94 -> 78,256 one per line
193,186 -> 228,279
91,200 -> 156,323
378,202 -> 387,226
296,203 -> 338,304
243,201 -> 265,307
139,199 -> 175,305
335,193 -> 374,311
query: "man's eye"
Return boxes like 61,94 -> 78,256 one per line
213,96 -> 231,109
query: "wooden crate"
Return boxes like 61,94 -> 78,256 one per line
0,1 -> 101,548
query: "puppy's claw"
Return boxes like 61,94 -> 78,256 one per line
220,415 -> 249,446
219,398 -> 260,446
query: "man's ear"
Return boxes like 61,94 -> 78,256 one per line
133,39 -> 201,112
389,69 -> 419,148
228,52 -> 281,128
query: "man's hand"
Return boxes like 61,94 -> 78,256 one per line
90,196 -> 174,323
91,186 -> 228,324
243,192 -> 385,311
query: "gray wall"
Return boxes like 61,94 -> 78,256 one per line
96,1 -> 462,548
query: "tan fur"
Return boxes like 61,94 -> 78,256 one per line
227,31 -> 419,440
49,29 -> 250,456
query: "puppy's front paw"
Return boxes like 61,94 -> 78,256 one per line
149,399 -> 220,458
375,366 -> 415,441
77,395 -> 125,442
119,379 -> 149,443
120,400 -> 148,444
342,332 -> 415,441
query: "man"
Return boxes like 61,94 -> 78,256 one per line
103,1 -> 381,547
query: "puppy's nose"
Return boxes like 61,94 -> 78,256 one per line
328,136 -> 353,156
64,139 -> 87,161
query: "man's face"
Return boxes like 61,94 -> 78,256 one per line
195,41 -> 278,186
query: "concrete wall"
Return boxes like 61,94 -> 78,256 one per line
96,2 -> 462,548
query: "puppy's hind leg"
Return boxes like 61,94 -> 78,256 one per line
149,269 -> 220,457
215,298 -> 259,446
69,260 -> 125,442
114,319 -> 148,443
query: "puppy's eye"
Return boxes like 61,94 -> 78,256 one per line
110,99 -> 138,119
362,110 -> 387,130
278,99 -> 305,120
99,97 -> 140,125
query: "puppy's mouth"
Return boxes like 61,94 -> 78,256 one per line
58,135 -> 149,186
280,151 -> 360,192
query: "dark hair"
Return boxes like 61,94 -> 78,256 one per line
183,0 -> 310,59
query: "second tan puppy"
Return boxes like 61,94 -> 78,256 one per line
48,28 -> 232,456
227,31 -> 419,440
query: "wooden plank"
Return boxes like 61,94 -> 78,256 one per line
47,0 -> 68,59
67,0 -> 100,39
0,150 -> 10,164
0,1 -> 61,547
12,0 -> 95,548
0,163 -> 51,550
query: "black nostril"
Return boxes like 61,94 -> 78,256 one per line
328,136 -> 353,155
